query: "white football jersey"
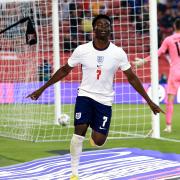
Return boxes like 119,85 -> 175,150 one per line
68,41 -> 131,106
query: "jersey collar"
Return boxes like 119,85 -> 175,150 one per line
92,41 -> 110,51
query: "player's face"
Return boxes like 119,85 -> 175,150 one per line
93,18 -> 111,40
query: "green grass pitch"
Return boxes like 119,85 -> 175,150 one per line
0,104 -> 180,167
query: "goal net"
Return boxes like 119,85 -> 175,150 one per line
0,0 -> 153,142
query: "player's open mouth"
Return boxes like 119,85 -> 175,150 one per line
100,31 -> 107,34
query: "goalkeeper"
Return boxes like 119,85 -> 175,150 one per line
133,17 -> 180,133
27,14 -> 164,180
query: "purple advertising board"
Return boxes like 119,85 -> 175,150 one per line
0,82 -> 179,104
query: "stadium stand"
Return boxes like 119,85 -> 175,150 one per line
0,0 -> 178,83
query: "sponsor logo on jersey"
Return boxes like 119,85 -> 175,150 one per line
75,112 -> 81,119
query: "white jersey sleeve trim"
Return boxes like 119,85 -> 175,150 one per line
118,47 -> 131,71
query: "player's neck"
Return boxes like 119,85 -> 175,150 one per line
93,38 -> 110,50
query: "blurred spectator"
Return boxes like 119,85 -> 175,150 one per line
166,0 -> 176,10
64,33 -> 77,51
69,0 -> 78,39
38,59 -> 52,81
82,0 -> 90,12
174,1 -> 180,18
81,11 -> 92,41
135,3 -> 149,34
158,0 -> 167,4
35,1 -> 52,25
128,0 -> 149,14
158,7 -> 174,39
99,3 -> 108,15
91,2 -> 108,16
128,0 -> 149,24
157,3 -> 166,22
158,27 -> 163,47
159,8 -> 174,28
59,0 -> 72,21
142,3 -> 149,33
157,0 -> 167,14
159,73 -> 167,84
172,0 -> 180,10
64,33 -> 71,51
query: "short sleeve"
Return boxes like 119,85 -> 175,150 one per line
68,46 -> 81,67
118,48 -> 131,71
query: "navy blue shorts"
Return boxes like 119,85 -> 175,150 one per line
74,96 -> 112,135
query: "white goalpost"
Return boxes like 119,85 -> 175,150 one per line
0,0 -> 160,142
149,0 -> 160,139
52,0 -> 61,125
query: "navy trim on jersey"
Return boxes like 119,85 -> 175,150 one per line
92,41 -> 110,51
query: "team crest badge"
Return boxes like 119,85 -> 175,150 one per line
97,56 -> 104,64
75,112 -> 81,119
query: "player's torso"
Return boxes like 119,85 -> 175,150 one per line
79,42 -> 120,93
75,41 -> 130,105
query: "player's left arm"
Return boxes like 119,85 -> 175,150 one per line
123,68 -> 165,115
157,37 -> 169,57
132,37 -> 169,68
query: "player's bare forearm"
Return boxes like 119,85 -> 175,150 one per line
26,63 -> 73,100
123,68 -> 165,114
126,70 -> 151,103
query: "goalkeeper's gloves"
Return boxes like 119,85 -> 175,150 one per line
132,58 -> 146,68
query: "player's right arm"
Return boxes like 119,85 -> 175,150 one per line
26,63 -> 73,100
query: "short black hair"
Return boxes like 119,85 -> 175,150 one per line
92,14 -> 112,28
174,17 -> 180,30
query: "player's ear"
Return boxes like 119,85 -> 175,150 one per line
93,25 -> 96,31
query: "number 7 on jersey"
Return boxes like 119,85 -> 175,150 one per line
96,68 -> 101,80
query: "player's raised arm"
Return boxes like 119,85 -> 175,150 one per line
26,63 -> 73,100
123,67 -> 165,115
132,36 -> 169,68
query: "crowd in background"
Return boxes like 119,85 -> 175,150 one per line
60,0 -> 180,51
1,0 -> 180,82
59,0 -> 180,85
158,0 -> 180,45
1,0 -> 179,52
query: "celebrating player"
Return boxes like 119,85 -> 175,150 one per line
133,18 -> 180,133
26,14 -> 164,180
